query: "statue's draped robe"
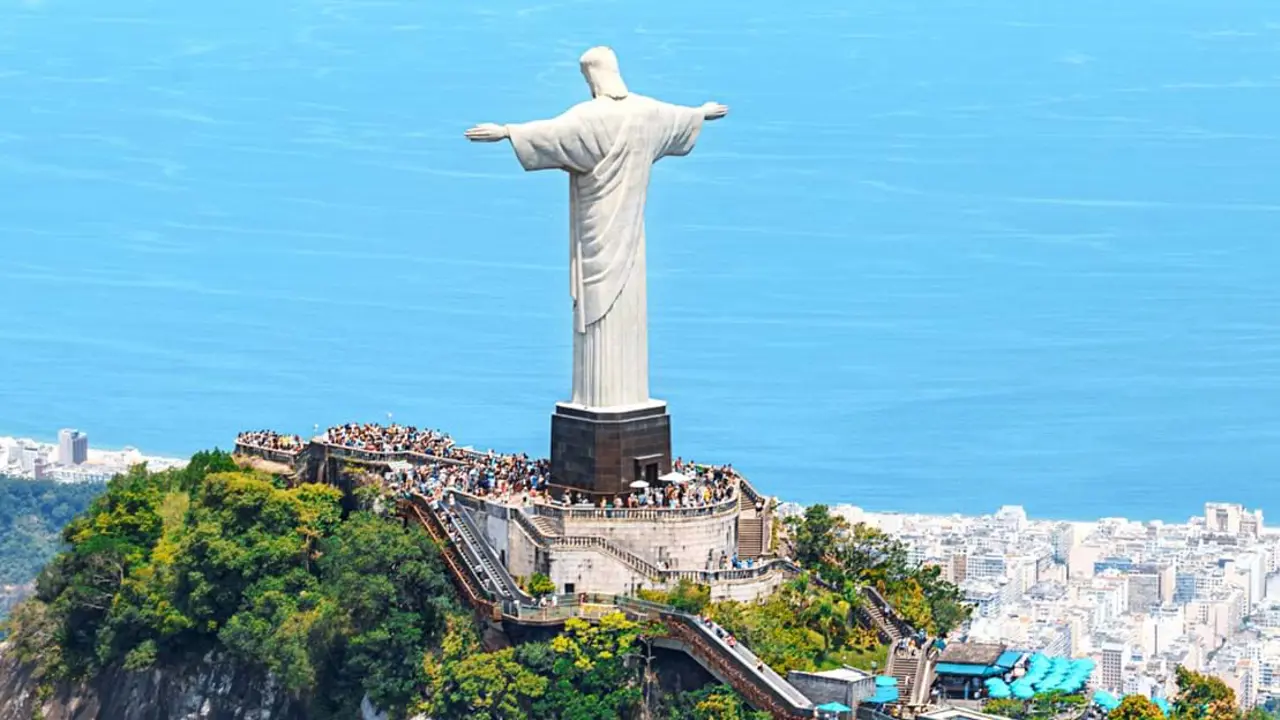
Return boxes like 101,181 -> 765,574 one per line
507,95 -> 704,408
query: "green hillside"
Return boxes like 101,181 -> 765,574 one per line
0,475 -> 101,586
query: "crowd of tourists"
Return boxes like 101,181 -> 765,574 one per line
236,423 -> 743,511
384,451 -> 552,506
235,430 -> 306,452
321,422 -> 464,459
551,468 -> 737,510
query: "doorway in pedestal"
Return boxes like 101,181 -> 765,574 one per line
634,458 -> 659,487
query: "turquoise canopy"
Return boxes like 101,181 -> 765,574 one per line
986,678 -> 1012,699
818,701 -> 853,712
876,676 -> 899,687
1094,691 -> 1121,711
868,686 -> 899,704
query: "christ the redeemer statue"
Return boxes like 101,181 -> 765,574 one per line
465,46 -> 728,410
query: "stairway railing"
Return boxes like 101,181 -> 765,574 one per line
660,614 -> 812,719
860,585 -> 916,640
451,502 -> 534,604
404,499 -> 494,616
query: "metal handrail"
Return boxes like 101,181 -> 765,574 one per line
403,499 -> 493,614
449,500 -> 533,604
862,584 -> 916,638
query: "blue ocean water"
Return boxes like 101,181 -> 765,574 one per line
2,0 -> 1279,520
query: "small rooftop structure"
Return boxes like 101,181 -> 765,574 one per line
938,642 -> 1007,667
934,643 -> 1019,679
811,667 -> 870,683
786,666 -> 875,711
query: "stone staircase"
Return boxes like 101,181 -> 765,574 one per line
513,506 -> 663,579
888,650 -> 914,704
530,515 -> 559,538
736,492 -> 766,559
862,596 -> 905,644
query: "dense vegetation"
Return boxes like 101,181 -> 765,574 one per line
2,452 -> 763,719
0,476 -> 101,586
4,452 -> 455,718
788,504 -> 972,636
429,611 -> 768,720
707,574 -> 885,674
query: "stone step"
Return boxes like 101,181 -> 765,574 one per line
737,516 -> 765,558
530,516 -> 559,537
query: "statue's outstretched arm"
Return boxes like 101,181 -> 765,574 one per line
464,123 -> 510,142
699,102 -> 729,121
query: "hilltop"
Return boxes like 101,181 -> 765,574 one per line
0,448 -> 973,719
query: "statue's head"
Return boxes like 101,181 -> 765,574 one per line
580,46 -> 628,100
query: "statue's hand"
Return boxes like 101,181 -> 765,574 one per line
464,123 -> 509,142
701,102 -> 729,121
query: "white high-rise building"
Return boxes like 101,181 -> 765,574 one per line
1205,502 -> 1264,538
1101,642 -> 1130,692
58,428 -> 88,466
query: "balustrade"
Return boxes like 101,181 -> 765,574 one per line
532,495 -> 739,521
233,442 -> 303,465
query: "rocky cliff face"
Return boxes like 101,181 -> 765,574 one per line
0,584 -> 33,622
0,642 -> 304,720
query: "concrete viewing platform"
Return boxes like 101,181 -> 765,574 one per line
234,429 -> 782,599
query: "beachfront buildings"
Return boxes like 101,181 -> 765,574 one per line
0,431 -> 185,482
826,501 -> 1278,709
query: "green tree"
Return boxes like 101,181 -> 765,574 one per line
784,505 -> 971,637
10,452 -> 454,720
544,613 -> 645,719
1110,694 -> 1166,720
528,573 -> 556,599
836,522 -> 910,587
706,576 -> 866,674
668,579 -> 711,615
438,647 -> 548,719
663,685 -> 769,720
915,563 -> 971,635
1173,667 -> 1237,720
788,504 -> 841,569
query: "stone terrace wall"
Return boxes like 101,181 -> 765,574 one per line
547,548 -> 651,597
557,508 -> 738,570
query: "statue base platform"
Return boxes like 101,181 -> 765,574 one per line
549,400 -> 672,498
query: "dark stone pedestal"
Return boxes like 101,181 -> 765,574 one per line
549,401 -> 672,498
